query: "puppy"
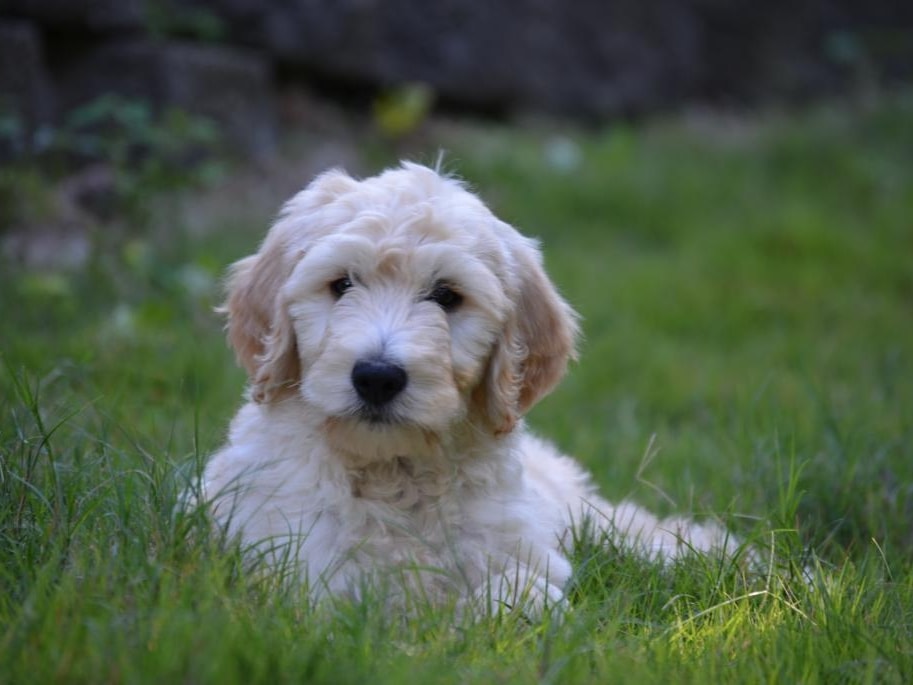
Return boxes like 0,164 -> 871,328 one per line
202,162 -> 738,613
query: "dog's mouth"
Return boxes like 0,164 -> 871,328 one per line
354,405 -> 400,426
326,399 -> 412,429
323,411 -> 445,465
306,357 -> 463,460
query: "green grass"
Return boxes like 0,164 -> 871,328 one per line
2,94 -> 913,682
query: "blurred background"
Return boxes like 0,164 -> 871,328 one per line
2,0 -> 913,239
2,0 -> 912,186
1,1 -> 912,561
4,1 -> 913,129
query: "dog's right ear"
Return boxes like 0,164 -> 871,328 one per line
223,168 -> 359,403
223,238 -> 300,403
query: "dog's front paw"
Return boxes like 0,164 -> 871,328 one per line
473,569 -> 567,619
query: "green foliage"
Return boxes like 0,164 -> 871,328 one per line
52,96 -> 223,219
373,83 -> 435,139
0,95 -> 223,232
2,93 -> 913,682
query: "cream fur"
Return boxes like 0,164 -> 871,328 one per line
202,162 -> 740,614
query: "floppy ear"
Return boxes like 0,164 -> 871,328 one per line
223,168 -> 360,403
223,236 -> 301,403
476,234 -> 580,434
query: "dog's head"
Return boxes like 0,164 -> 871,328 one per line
223,163 -> 578,461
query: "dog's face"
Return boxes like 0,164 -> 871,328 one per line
224,163 -> 578,463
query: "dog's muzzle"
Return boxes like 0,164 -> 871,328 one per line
351,359 -> 408,411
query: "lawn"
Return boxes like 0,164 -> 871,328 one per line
2,93 -> 912,683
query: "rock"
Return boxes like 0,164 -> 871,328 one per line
185,0 -> 702,117
185,0 -> 913,115
0,20 -> 55,156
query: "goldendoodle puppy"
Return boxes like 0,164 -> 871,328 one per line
202,162 -> 737,613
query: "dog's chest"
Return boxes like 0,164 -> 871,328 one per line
339,457 -> 497,554
347,456 -> 454,509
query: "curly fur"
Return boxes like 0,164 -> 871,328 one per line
202,163 -> 739,614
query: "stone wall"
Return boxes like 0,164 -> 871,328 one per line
2,0 -> 911,157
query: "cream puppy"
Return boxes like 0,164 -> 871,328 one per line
202,162 -> 737,613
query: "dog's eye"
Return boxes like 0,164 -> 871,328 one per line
427,283 -> 463,312
330,277 -> 353,298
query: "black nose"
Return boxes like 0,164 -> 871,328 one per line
351,360 -> 408,407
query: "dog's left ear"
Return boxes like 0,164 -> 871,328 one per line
476,232 -> 580,434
